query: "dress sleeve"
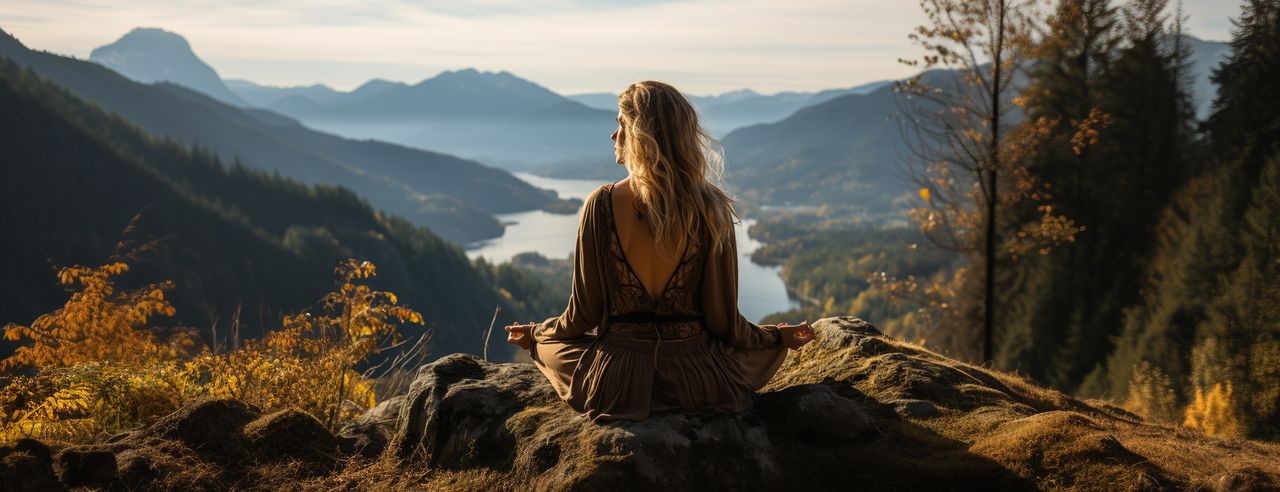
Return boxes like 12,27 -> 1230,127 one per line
533,186 -> 609,343
699,224 -> 783,350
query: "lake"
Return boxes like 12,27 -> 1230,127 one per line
466,172 -> 801,322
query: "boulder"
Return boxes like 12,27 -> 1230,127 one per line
337,394 -> 405,458
336,316 -> 1207,491
54,445 -> 117,488
0,439 -> 61,492
244,408 -> 340,471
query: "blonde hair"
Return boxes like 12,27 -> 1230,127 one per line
617,80 -> 738,256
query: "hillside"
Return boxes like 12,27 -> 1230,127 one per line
0,56 -> 558,360
5,318 -> 1276,490
0,28 -> 573,244
721,84 -> 911,217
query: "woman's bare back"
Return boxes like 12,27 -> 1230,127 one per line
610,178 -> 688,302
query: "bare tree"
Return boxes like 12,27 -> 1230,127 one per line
894,0 -> 1083,363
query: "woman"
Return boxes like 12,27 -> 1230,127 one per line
504,80 -> 814,422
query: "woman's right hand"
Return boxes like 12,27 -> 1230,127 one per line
778,321 -> 814,350
504,322 -> 536,351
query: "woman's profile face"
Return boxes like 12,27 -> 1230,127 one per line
611,109 -> 624,165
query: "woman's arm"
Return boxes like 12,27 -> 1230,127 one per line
532,187 -> 609,343
699,226 -> 783,350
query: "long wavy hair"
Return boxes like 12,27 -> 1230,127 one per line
617,80 -> 738,256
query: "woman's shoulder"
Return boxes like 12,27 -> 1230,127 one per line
582,182 -> 616,212
575,183 -> 615,227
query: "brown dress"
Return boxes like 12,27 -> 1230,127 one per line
530,183 -> 788,422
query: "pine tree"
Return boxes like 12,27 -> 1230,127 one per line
1001,0 -> 1194,389
1099,0 -> 1280,438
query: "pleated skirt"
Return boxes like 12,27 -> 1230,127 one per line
530,329 -> 788,422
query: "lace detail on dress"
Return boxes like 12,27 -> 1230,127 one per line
602,184 -> 705,318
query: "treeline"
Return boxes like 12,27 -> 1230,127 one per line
951,0 -> 1279,439
0,57 -> 563,360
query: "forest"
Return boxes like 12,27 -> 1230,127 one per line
756,0 -> 1280,441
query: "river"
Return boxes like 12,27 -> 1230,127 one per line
466,173 -> 800,322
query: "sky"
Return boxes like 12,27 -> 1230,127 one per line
1,0 -> 1243,96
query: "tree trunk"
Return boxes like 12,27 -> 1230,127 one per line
984,0 -> 1007,364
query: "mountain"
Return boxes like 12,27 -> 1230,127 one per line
1,28 -> 573,244
567,82 -> 892,137
0,56 -> 559,360
698,80 -> 892,136
720,82 -> 911,218
565,91 -> 618,110
273,68 -> 566,120
1182,35 -> 1232,119
89,27 -> 248,107
226,79 -> 343,107
720,36 -> 1230,216
261,68 -> 618,171
690,88 -> 764,107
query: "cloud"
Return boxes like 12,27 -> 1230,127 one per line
1,0 -> 1242,95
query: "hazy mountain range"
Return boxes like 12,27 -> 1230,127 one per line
227,67 -> 617,172
569,81 -> 892,136
0,28 -> 579,244
73,26 -> 1230,222
0,55 -> 558,360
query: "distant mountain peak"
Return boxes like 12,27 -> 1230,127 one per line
89,27 -> 247,107
109,27 -> 193,53
721,88 -> 760,97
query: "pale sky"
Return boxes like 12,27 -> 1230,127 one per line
1,0 -> 1241,96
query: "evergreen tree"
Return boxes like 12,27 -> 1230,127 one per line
1002,0 -> 1194,390
1098,0 -> 1280,438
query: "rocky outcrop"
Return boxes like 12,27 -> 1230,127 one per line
0,399 -> 347,491
4,317 -> 1279,491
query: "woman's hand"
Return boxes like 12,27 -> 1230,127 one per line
778,321 -> 814,350
504,322 -> 536,351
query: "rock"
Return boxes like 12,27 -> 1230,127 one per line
0,439 -> 61,492
136,398 -> 260,464
756,384 -> 878,443
54,445 -> 117,488
1209,466 -> 1280,492
116,454 -> 158,489
391,353 -> 560,466
810,316 -> 884,349
889,399 -> 940,419
244,408 -> 339,470
368,316 -> 1187,490
337,394 -> 405,458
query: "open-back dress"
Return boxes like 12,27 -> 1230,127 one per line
530,182 -> 788,422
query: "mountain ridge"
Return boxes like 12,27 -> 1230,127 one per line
90,27 -> 248,107
1,26 -> 573,244
0,55 -> 558,359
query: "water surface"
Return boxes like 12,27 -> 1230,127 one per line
466,173 -> 800,322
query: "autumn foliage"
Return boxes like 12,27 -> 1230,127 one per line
0,257 -> 424,443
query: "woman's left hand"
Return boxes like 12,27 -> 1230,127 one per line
778,321 -> 814,350
505,322 -> 536,351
